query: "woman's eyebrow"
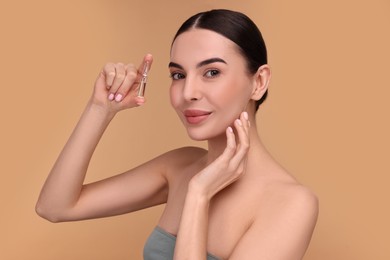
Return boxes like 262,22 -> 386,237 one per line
168,62 -> 183,69
196,57 -> 227,68
168,58 -> 227,69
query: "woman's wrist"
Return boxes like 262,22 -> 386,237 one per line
86,99 -> 117,122
188,178 -> 212,204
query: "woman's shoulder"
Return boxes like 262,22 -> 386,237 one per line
167,146 -> 207,156
256,176 -> 319,230
156,146 -> 207,185
245,157 -> 319,224
232,174 -> 318,258
156,146 -> 207,171
276,181 -> 318,213
254,157 -> 318,214
160,146 -> 207,162
262,180 -> 319,253
261,167 -> 318,211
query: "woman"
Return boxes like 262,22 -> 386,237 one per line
36,9 -> 318,260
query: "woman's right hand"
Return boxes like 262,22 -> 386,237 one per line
91,54 -> 153,113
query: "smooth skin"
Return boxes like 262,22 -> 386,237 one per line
36,29 -> 318,260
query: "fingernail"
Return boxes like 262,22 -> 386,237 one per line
227,126 -> 233,133
243,111 -> 248,120
108,93 -> 115,101
115,94 -> 123,102
236,119 -> 242,126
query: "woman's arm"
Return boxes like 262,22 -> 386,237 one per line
35,100 -> 114,222
174,112 -> 250,259
36,55 -> 168,222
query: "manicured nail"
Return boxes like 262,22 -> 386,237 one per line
243,111 -> 248,120
236,119 -> 242,126
227,126 -> 233,133
115,94 -> 123,102
108,93 -> 115,101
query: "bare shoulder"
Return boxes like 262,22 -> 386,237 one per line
161,146 -> 207,160
259,176 -> 319,227
250,178 -> 318,258
276,181 -> 318,214
157,146 -> 207,175
229,175 -> 319,259
282,183 -> 319,236
158,146 -> 207,166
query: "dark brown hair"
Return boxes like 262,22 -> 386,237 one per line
172,9 -> 268,111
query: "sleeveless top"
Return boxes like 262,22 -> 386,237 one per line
144,226 -> 220,260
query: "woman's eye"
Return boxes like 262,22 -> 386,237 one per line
170,72 -> 185,80
204,69 -> 220,78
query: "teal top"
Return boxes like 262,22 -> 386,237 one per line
144,226 -> 220,260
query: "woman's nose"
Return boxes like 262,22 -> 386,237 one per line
183,77 -> 202,101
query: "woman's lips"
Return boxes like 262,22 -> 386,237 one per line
183,109 -> 212,124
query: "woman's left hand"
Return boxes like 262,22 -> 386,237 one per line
190,111 -> 250,200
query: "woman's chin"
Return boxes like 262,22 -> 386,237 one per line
186,131 -> 208,141
186,127 -> 226,141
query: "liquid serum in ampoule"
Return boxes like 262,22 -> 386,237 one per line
137,61 -> 150,97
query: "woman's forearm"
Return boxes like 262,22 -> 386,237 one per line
36,101 -> 115,221
173,116 -> 250,259
174,183 -> 210,260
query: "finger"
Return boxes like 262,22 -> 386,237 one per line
236,112 -> 250,146
240,111 -> 250,130
113,64 -> 137,102
117,54 -> 153,103
235,158 -> 248,177
237,118 -> 250,152
138,54 -> 153,76
135,96 -> 146,106
230,118 -> 250,166
220,126 -> 237,161
135,54 -> 153,94
102,63 -> 116,88
109,63 -> 127,96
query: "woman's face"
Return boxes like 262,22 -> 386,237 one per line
169,29 -> 255,141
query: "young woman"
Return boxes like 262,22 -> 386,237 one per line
36,9 -> 318,260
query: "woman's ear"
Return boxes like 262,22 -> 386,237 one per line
251,64 -> 271,101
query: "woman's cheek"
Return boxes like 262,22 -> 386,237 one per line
216,82 -> 247,108
169,85 -> 180,108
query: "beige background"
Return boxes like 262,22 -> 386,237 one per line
1,0 -> 389,259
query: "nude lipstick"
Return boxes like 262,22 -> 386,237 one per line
183,109 -> 212,124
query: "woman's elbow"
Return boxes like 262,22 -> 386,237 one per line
35,202 -> 65,223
